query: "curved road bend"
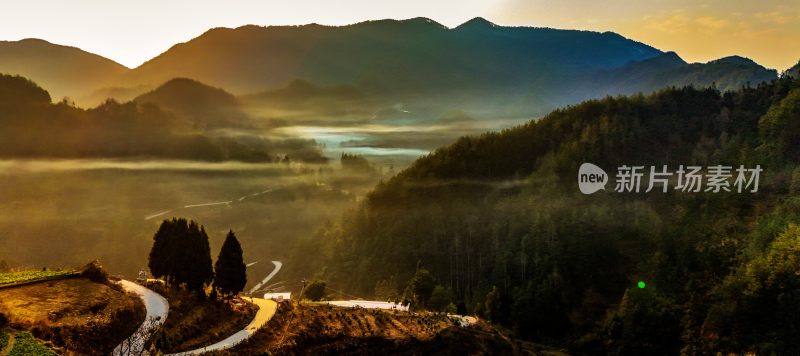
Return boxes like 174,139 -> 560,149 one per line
112,280 -> 170,356
247,261 -> 282,295
165,297 -> 277,355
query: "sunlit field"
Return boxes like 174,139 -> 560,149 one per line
0,159 -> 378,286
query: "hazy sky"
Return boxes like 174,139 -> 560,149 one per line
0,0 -> 797,70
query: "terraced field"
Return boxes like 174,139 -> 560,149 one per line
0,277 -> 144,355
0,331 -> 9,351
7,331 -> 58,356
0,269 -> 76,286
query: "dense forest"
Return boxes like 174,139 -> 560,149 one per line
0,74 -> 326,162
306,70 -> 800,354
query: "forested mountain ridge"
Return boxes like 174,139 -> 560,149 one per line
121,18 -> 777,118
591,52 -> 777,95
0,74 -> 325,162
134,78 -> 250,129
0,19 -> 779,118
124,17 -> 662,94
310,73 -> 800,354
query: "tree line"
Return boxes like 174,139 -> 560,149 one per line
148,218 -> 247,297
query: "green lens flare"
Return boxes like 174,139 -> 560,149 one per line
637,281 -> 646,289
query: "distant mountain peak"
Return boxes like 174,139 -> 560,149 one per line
15,38 -> 52,44
615,50 -> 686,74
785,60 -> 800,78
455,17 -> 498,30
161,77 -> 205,86
134,77 -> 246,128
402,17 -> 446,27
622,51 -> 686,69
140,77 -> 237,104
660,51 -> 683,60
654,51 -> 687,65
0,38 -> 129,104
709,55 -> 759,66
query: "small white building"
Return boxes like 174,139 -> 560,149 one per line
264,292 -> 292,302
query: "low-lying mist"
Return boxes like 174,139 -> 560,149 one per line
0,159 -> 382,289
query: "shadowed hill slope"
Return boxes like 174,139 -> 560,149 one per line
0,39 -> 127,101
134,78 -> 249,129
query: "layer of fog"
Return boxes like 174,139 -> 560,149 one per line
0,159 -> 382,288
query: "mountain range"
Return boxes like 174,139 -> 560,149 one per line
0,18 -> 781,118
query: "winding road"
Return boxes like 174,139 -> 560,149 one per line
112,260 -> 281,355
247,260 -> 283,295
144,187 -> 279,220
165,298 -> 277,355
112,280 -> 170,356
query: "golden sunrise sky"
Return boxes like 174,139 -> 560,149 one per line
0,0 -> 797,70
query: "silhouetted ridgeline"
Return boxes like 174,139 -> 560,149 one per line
310,74 -> 800,354
121,18 -> 778,118
0,38 -> 127,102
0,74 -> 325,162
134,78 -> 249,129
0,19 -> 780,115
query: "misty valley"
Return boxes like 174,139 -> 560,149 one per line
1,15 -> 799,356
0,159 -> 378,282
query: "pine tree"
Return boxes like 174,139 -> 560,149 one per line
149,218 -> 187,285
184,222 -> 214,293
408,261 -> 437,307
148,218 -> 213,294
214,230 -> 247,297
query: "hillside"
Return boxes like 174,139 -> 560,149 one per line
786,60 -> 800,78
310,74 -> 800,354
0,276 -> 543,355
592,52 -> 778,95
119,18 -> 776,118
0,74 -> 326,162
124,18 -> 661,94
0,269 -> 145,355
220,301 -> 556,355
0,39 -> 127,102
134,78 -> 249,129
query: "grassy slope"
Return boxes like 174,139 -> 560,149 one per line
221,302 -> 559,355
0,331 -> 8,351
0,270 -> 77,286
0,277 -> 144,355
8,331 -> 57,356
